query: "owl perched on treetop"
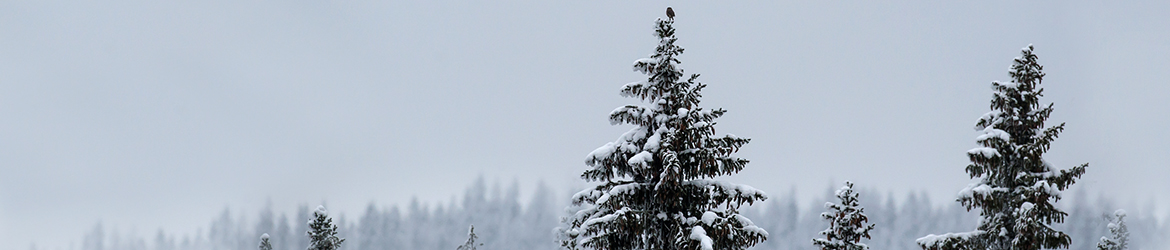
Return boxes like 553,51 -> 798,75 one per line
666,7 -> 675,19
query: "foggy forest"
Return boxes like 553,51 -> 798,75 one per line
7,2 -> 1170,250
74,180 -> 1167,250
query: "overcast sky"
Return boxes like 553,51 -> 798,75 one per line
3,1 -> 1169,249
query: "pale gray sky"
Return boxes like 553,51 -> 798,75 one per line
3,1 -> 1169,249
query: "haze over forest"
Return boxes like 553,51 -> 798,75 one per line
3,1 -> 1169,250
72,180 -> 1169,250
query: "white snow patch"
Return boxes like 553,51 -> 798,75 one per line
967,147 -> 999,158
976,127 -> 1011,141
997,80 -> 1020,89
958,183 -> 1004,199
315,205 -> 327,216
587,142 -> 617,164
582,207 -> 629,230
628,151 -> 654,168
644,128 -> 664,152
689,226 -> 714,250
916,231 -> 983,248
685,180 -> 767,199
701,211 -> 718,225
634,58 -> 655,65
734,214 -> 769,237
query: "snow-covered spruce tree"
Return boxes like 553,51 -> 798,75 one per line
557,14 -> 767,250
260,233 -> 273,250
917,45 -> 1087,250
307,206 -> 345,250
813,181 -> 875,250
457,225 -> 483,250
1097,210 -> 1128,250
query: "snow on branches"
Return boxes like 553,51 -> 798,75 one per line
918,45 -> 1086,250
813,181 -> 875,250
558,15 -> 766,250
457,225 -> 483,250
307,206 -> 345,250
259,233 -> 272,250
1097,210 -> 1129,250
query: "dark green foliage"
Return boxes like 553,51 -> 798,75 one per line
557,15 -> 766,250
259,233 -> 273,250
918,45 -> 1087,250
813,181 -> 875,250
307,206 -> 345,250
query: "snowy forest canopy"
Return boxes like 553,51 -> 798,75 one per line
72,179 -> 1167,250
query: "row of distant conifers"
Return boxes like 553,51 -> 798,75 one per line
72,181 -> 1164,250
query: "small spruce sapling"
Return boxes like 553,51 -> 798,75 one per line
1097,210 -> 1129,250
259,233 -> 273,250
307,205 -> 345,250
457,225 -> 483,250
813,181 -> 875,250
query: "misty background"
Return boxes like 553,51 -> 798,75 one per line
2,1 -> 1169,250
67,180 -> 1170,250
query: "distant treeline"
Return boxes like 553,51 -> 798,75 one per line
75,179 -> 1167,250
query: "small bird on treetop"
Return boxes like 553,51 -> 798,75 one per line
666,7 -> 675,20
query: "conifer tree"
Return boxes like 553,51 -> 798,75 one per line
917,45 -> 1087,250
307,206 -> 345,250
557,10 -> 767,250
1097,210 -> 1128,250
260,233 -> 273,250
457,225 -> 483,250
813,181 -> 875,250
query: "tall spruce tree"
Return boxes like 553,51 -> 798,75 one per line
813,181 -> 875,250
307,206 -> 345,250
557,11 -> 767,250
1097,210 -> 1129,250
917,45 -> 1087,250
